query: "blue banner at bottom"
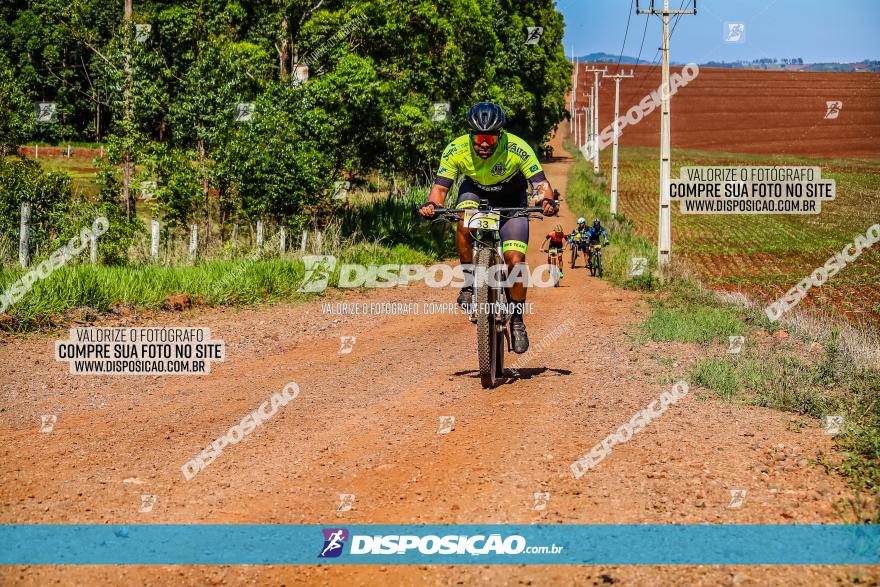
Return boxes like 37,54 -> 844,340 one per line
0,525 -> 877,565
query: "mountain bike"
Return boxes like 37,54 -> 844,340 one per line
589,243 -> 605,277
568,236 -> 581,268
425,202 -> 549,388
542,247 -> 563,287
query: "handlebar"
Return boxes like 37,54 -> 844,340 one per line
430,205 -> 546,214
417,204 -> 552,224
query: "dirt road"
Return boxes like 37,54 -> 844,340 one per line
1,140 -> 875,585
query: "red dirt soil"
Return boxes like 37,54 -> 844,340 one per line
572,63 -> 880,158
1,136 -> 876,585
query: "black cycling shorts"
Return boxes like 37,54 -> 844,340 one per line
454,175 -> 529,255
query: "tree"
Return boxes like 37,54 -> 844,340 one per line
0,50 -> 34,155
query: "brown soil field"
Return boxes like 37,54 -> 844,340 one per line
572,64 -> 880,158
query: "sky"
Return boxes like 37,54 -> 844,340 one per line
557,0 -> 880,64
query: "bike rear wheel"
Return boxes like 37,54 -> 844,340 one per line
570,247 -> 577,268
475,247 -> 502,389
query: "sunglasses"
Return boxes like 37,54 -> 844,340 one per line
470,133 -> 500,147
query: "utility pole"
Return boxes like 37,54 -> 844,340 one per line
605,69 -> 634,216
570,48 -> 576,134
587,85 -> 593,157
571,52 -> 578,136
582,66 -> 607,173
637,0 -> 696,267
577,110 -> 584,149
581,107 -> 589,151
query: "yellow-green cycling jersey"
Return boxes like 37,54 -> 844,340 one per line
433,132 -> 547,190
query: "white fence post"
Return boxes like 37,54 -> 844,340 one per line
189,224 -> 198,261
150,220 -> 160,261
279,227 -> 286,253
66,145 -> 71,158
34,144 -> 38,160
231,223 -> 239,250
315,230 -> 323,253
256,220 -> 264,249
300,230 -> 308,253
19,201 -> 31,268
89,232 -> 97,265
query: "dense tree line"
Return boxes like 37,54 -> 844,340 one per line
0,0 -> 570,252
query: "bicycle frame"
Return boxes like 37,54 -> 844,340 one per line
424,201 -> 548,388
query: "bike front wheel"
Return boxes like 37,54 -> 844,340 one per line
475,247 -> 503,389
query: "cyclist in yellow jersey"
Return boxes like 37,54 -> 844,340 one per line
418,102 -> 558,353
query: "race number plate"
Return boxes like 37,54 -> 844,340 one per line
464,210 -> 500,231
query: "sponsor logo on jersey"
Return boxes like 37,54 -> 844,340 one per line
508,144 -> 529,160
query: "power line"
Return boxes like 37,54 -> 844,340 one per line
616,0 -> 635,71
634,7 -> 650,66
633,0 -> 691,95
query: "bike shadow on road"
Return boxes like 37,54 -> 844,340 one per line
451,367 -> 572,385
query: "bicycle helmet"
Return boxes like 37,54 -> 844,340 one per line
593,218 -> 601,230
555,224 -> 564,233
466,102 -> 506,159
577,217 -> 586,226
466,102 -> 506,133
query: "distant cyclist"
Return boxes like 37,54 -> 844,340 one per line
417,102 -> 558,354
568,217 -> 589,265
585,218 -> 610,267
541,224 -> 567,278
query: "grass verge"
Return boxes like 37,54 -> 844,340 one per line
1,187 -> 453,331
564,141 -> 879,519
